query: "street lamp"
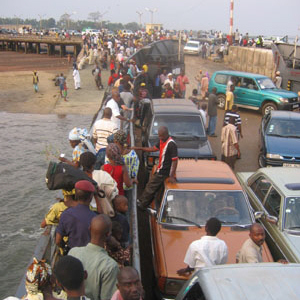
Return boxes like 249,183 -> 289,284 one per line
136,11 -> 143,27
66,11 -> 76,29
14,14 -> 22,31
145,7 -> 157,24
38,14 -> 46,31
99,11 -> 108,29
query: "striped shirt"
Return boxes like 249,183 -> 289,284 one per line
224,111 -> 242,133
92,118 -> 118,152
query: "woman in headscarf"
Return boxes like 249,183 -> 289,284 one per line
102,143 -> 132,195
59,127 -> 87,168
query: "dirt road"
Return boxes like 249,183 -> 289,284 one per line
184,55 -> 261,172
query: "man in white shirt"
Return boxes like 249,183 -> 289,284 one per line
106,88 -> 130,130
163,73 -> 174,89
177,218 -> 228,275
92,107 -> 118,152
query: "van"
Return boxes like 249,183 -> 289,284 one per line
184,40 -> 201,55
208,70 -> 300,115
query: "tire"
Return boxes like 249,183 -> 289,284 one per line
261,102 -> 277,116
258,153 -> 266,168
217,94 -> 226,109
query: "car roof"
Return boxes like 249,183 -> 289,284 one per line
270,110 -> 300,120
254,167 -> 300,197
191,263 -> 300,300
214,70 -> 268,79
166,160 -> 242,191
152,98 -> 199,115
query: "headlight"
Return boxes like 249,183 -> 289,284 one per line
279,97 -> 289,103
266,153 -> 283,159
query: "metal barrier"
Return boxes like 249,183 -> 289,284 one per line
129,114 -> 141,275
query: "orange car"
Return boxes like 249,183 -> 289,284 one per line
148,160 -> 273,299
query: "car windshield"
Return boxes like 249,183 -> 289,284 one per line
284,197 -> 300,231
160,190 -> 252,226
256,78 -> 276,89
151,115 -> 205,137
267,119 -> 300,137
186,43 -> 199,48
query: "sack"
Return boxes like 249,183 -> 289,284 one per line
45,161 -> 98,191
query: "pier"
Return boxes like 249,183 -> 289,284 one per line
0,35 -> 82,57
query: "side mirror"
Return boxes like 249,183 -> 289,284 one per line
254,211 -> 264,220
147,207 -> 157,217
266,215 -> 278,225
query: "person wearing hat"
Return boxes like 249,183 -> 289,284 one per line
56,180 -> 97,250
32,71 -> 39,93
163,73 -> 174,89
274,71 -> 282,89
59,127 -> 87,168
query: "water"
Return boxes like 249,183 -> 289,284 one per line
0,112 -> 92,299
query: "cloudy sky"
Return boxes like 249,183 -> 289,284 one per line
2,0 -> 299,36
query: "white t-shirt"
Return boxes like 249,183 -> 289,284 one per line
106,99 -> 121,129
184,236 -> 228,271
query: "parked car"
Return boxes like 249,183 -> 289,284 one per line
184,40 -> 201,55
149,160 -> 273,299
208,70 -> 300,115
258,110 -> 300,167
175,263 -> 300,300
122,29 -> 133,37
237,167 -> 300,262
142,99 -> 215,171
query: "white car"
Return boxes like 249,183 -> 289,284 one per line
184,40 -> 201,55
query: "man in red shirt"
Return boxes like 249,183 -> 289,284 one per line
132,126 -> 178,210
176,70 -> 189,98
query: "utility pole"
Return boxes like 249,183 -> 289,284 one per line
293,27 -> 300,69
136,11 -> 143,27
229,0 -> 234,36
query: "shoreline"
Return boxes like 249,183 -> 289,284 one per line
0,52 -> 106,115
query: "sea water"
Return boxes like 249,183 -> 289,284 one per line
0,112 -> 92,298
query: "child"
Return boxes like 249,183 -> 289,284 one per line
106,221 -> 131,267
199,103 -> 207,128
33,71 -> 39,93
111,195 -> 130,246
40,190 -> 76,228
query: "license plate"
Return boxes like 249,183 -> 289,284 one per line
283,163 -> 300,167
293,104 -> 299,109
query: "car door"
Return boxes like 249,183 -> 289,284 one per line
235,77 -> 262,107
261,186 -> 287,260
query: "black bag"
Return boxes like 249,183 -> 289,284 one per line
45,161 -> 98,191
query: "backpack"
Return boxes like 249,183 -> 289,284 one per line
45,161 -> 99,192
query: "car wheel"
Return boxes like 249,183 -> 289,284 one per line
258,153 -> 266,168
262,102 -> 277,116
217,94 -> 226,109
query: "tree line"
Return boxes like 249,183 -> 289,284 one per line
0,14 -> 141,32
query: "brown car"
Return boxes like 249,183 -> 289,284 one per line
148,160 -> 273,299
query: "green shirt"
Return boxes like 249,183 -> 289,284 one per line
69,243 -> 119,300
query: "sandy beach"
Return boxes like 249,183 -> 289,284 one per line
0,52 -> 107,115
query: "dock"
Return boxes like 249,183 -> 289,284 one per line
0,35 -> 82,57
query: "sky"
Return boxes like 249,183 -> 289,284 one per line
1,0 -> 299,36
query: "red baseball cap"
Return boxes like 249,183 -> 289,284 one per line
75,180 -> 95,192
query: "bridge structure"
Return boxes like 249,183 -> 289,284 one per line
0,35 -> 82,57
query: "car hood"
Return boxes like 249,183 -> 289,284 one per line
265,135 -> 300,156
149,137 -> 213,158
263,89 -> 298,98
282,230 -> 300,262
158,225 -> 273,279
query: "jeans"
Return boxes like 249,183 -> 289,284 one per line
208,116 -> 217,135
